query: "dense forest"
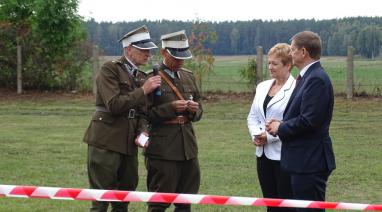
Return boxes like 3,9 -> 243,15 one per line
1,2 -> 381,92
85,17 -> 382,58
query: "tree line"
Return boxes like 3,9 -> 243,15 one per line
1,0 -> 381,92
85,17 -> 382,58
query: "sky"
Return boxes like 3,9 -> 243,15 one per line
78,0 -> 382,23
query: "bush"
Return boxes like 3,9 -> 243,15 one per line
239,57 -> 257,89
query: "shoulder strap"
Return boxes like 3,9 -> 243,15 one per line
158,71 -> 185,100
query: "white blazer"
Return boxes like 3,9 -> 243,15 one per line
247,75 -> 295,160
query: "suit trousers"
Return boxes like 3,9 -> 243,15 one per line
88,145 -> 138,212
290,171 -> 331,212
257,154 -> 296,212
146,158 -> 200,212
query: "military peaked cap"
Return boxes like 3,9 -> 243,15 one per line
161,30 -> 192,59
118,25 -> 157,50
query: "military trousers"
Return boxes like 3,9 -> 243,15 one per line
145,157 -> 200,212
88,145 -> 138,212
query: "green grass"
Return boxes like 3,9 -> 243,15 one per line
201,56 -> 382,95
97,55 -> 382,95
0,95 -> 381,211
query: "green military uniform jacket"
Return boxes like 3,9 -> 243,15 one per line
144,63 -> 203,161
83,56 -> 148,155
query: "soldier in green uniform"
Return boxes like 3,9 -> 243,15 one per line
144,30 -> 203,212
83,25 -> 161,212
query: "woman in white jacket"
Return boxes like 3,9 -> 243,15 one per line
247,43 -> 296,212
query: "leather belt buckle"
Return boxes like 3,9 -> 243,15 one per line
177,116 -> 185,124
128,109 -> 136,119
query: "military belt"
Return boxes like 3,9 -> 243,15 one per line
127,109 -> 136,119
95,106 -> 136,119
95,106 -> 109,112
163,115 -> 189,125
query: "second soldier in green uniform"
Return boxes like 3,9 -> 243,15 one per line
145,30 -> 203,212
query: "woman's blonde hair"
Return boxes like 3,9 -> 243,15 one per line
268,43 -> 292,66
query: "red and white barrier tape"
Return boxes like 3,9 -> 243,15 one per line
1,185 -> 381,211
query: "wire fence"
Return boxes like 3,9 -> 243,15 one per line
95,51 -> 382,97
199,52 -> 382,97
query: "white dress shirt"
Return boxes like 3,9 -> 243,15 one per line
247,75 -> 295,160
299,60 -> 319,77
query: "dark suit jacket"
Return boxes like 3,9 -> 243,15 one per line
278,61 -> 336,174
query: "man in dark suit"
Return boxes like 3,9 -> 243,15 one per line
267,31 -> 336,211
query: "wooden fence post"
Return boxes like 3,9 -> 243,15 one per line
16,39 -> 22,94
263,54 -> 268,79
346,46 -> 354,99
92,45 -> 99,95
256,46 -> 263,85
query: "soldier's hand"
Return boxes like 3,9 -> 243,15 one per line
171,100 -> 188,113
142,76 -> 161,95
186,100 -> 199,113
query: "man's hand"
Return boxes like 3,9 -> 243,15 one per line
266,119 -> 281,137
186,100 -> 199,113
142,76 -> 161,95
171,100 -> 188,113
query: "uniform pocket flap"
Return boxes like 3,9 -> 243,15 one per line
183,85 -> 195,93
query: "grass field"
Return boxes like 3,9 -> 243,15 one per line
203,56 -> 382,95
0,94 -> 381,211
98,55 -> 382,95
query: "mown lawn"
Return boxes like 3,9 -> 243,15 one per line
0,94 -> 381,211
